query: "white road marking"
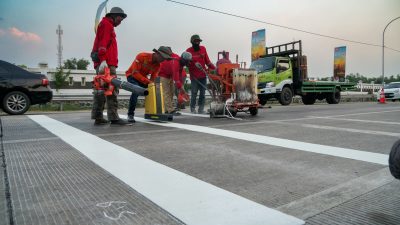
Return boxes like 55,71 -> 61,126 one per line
180,112 -> 210,118
125,115 -> 388,165
29,115 -> 304,225
309,116 -> 400,125
300,124 -> 400,137
277,168 -> 394,219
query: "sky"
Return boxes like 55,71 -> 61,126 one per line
0,0 -> 399,78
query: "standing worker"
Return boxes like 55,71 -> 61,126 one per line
159,51 -> 192,115
90,7 -> 130,125
125,46 -> 173,123
186,34 -> 216,114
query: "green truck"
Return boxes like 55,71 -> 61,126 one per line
250,41 -> 355,106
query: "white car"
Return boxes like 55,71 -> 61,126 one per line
377,82 -> 400,101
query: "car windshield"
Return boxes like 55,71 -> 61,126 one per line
384,83 -> 400,89
250,57 -> 275,73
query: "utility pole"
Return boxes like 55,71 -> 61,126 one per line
382,16 -> 400,86
56,25 -> 63,68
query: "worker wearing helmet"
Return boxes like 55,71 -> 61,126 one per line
186,34 -> 216,114
159,51 -> 192,115
91,7 -> 130,125
125,46 -> 173,123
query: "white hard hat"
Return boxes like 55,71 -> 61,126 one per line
181,52 -> 192,61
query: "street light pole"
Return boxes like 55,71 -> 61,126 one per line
382,16 -> 400,86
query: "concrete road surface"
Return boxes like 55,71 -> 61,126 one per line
1,102 -> 399,225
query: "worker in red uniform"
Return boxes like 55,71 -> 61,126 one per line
90,6 -> 130,125
125,46 -> 172,122
159,51 -> 192,115
186,34 -> 216,114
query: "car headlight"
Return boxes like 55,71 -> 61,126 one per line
267,82 -> 275,87
394,89 -> 400,93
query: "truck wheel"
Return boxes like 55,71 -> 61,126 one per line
389,139 -> 400,179
302,94 -> 316,105
2,91 -> 31,115
278,87 -> 293,106
326,88 -> 341,104
249,107 -> 258,116
258,95 -> 267,106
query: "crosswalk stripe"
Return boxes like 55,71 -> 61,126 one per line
124,115 -> 388,165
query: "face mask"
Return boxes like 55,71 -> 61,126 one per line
192,43 -> 200,51
112,16 -> 122,27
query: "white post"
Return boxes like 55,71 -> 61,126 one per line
371,81 -> 375,94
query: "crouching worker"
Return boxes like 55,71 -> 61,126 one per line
125,46 -> 172,123
159,51 -> 192,115
90,6 -> 130,126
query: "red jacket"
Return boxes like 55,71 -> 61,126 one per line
186,46 -> 216,80
92,17 -> 118,68
158,53 -> 186,89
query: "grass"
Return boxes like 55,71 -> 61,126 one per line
29,102 -> 93,112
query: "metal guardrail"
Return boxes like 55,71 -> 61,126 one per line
52,90 -> 372,102
356,83 -> 382,93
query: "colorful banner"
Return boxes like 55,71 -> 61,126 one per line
333,46 -> 346,81
94,0 -> 108,34
251,29 -> 266,62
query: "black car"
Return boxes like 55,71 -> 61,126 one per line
0,60 -> 52,115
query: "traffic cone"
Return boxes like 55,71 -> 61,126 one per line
379,87 -> 386,104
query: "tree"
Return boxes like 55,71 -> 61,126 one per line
18,64 -> 28,69
76,59 -> 90,70
63,58 -> 77,69
63,58 -> 90,70
319,73 -> 400,83
53,67 -> 70,92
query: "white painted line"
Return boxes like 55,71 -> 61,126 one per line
29,115 -> 304,225
309,116 -> 400,125
277,168 -> 394,219
180,112 -> 210,118
301,124 -> 400,137
127,115 -> 388,165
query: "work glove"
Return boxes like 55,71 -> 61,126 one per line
98,60 -> 108,74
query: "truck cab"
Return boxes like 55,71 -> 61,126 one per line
251,56 -> 295,105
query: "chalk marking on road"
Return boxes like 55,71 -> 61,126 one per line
308,116 -> 400,125
96,201 -> 136,221
121,115 -> 388,165
267,121 -> 400,137
301,124 -> 400,137
29,115 -> 304,225
320,109 -> 400,118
